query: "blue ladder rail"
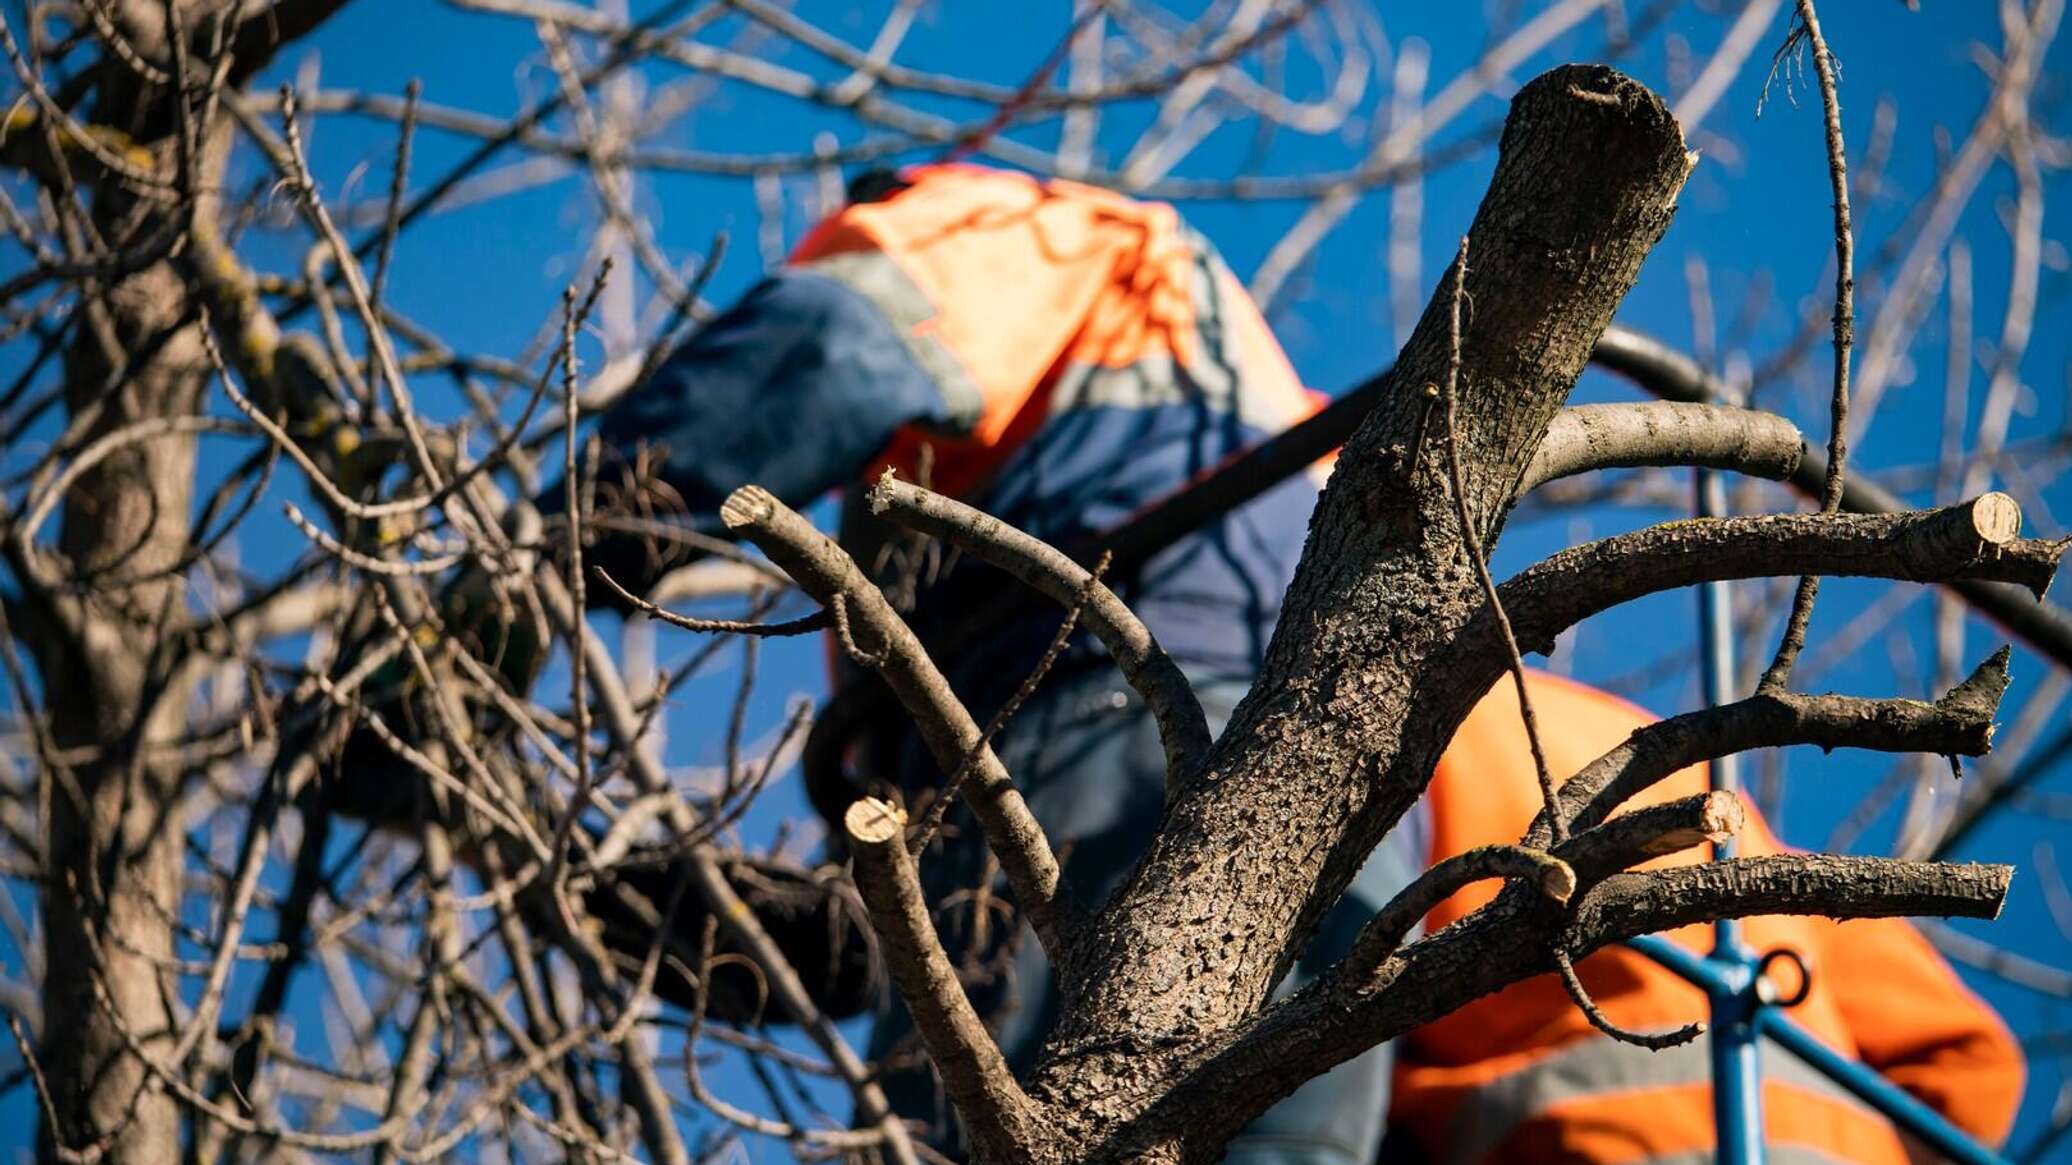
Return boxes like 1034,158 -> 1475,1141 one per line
1623,933 -> 2013,1165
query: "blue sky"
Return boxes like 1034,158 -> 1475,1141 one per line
6,0 -> 2072,1159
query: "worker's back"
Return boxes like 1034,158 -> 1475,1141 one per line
1394,672 -> 2025,1165
597,163 -> 1329,679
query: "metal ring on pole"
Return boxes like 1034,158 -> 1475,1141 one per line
1755,947 -> 1813,1009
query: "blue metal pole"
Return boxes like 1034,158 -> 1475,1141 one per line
1756,1012 -> 2014,1165
1696,458 -> 1765,1164
1625,936 -> 2015,1165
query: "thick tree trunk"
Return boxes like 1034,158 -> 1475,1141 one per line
40,261 -> 204,1164
34,5 -> 214,1159
1020,65 -> 1694,1163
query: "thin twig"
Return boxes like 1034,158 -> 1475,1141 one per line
591,566 -> 819,637
550,279 -> 600,892
1553,945 -> 1705,1049
1435,237 -> 1564,844
908,552 -> 1110,856
1758,0 -> 1854,694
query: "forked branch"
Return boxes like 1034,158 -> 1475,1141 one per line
720,485 -> 1076,960
868,471 -> 1212,778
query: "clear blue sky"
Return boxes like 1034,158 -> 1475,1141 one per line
4,1 -> 2071,1159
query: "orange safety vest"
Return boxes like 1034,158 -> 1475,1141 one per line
788,163 -> 1329,501
1396,672 -> 2025,1165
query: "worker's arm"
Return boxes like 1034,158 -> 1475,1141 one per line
565,269 -> 954,593
1820,914 -> 2026,1148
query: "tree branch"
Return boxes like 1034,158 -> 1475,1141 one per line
845,799 -> 1037,1161
1036,65 -> 1697,1129
867,471 -> 1212,779
1518,401 -> 1803,494
1499,494 -> 2062,655
1169,856 -> 2009,1157
1527,649 -> 2011,848
1593,321 -> 2072,677
1567,855 -> 2010,942
719,485 -> 1076,961
1342,844 -> 1573,976
1554,788 -> 1743,884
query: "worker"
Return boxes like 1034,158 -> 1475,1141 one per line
572,162 -> 1426,1164
1390,670 -> 2026,1165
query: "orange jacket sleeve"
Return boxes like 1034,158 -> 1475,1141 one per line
1815,914 -> 2025,1146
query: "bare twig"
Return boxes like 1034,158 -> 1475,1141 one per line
1435,237 -> 1563,843
868,473 -> 1211,779
1758,0 -> 1855,694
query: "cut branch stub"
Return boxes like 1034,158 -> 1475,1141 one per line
845,797 -> 1038,1160
1899,491 -> 2024,577
1556,789 -> 1746,886
846,797 -> 907,847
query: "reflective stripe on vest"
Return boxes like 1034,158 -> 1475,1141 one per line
1442,1034 -> 1894,1165
1641,1150 -> 1854,1165
790,249 -> 986,434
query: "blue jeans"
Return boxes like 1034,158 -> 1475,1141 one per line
870,664 -> 1427,1164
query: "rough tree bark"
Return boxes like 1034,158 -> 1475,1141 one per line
36,267 -> 198,1164
20,3 -> 219,1160
1017,64 -> 1696,1162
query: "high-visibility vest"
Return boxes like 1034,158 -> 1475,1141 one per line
789,163 -> 1329,502
1395,671 -> 2026,1165
787,163 -> 1335,691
